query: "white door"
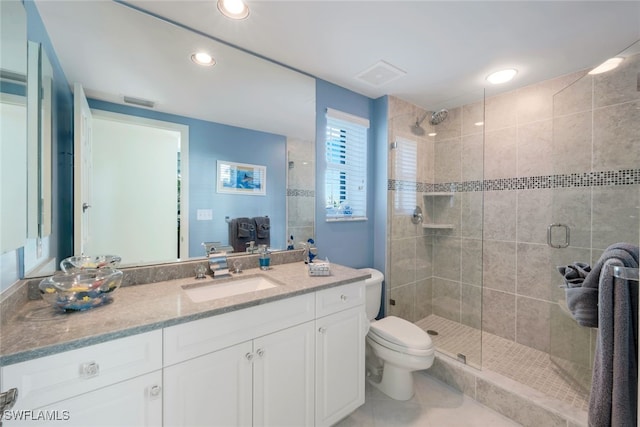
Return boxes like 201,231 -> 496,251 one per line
253,321 -> 315,426
73,83 -> 92,255
163,341 -> 253,427
0,93 -> 27,253
89,112 -> 184,264
315,307 -> 366,427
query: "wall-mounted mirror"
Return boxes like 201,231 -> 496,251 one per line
24,0 -> 316,273
0,0 -> 28,259
22,41 -> 54,277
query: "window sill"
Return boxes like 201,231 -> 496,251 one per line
325,216 -> 368,223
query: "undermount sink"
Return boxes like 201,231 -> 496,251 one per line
182,275 -> 280,303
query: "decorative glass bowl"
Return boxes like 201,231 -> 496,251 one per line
39,268 -> 123,311
60,255 -> 122,273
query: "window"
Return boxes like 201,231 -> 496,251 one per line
324,108 -> 369,221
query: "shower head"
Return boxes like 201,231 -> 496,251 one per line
429,109 -> 448,125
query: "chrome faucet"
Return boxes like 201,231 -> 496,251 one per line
208,254 -> 229,277
202,241 -> 221,256
246,241 -> 257,253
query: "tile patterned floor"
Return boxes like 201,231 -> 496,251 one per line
416,315 -> 590,411
335,371 -> 521,427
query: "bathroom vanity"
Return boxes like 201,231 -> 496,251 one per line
0,262 -> 369,426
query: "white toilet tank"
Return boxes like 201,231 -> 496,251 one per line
359,268 -> 384,320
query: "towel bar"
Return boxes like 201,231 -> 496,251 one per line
612,266 -> 639,282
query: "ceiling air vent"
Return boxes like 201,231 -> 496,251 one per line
356,60 -> 406,87
123,96 -> 155,109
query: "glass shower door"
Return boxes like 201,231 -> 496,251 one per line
549,39 -> 640,409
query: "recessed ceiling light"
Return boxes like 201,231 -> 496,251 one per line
191,52 -> 216,67
474,121 -> 484,126
486,68 -> 518,85
217,0 -> 250,20
588,57 -> 624,75
428,132 -> 437,137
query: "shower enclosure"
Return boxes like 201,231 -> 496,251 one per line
387,38 -> 640,413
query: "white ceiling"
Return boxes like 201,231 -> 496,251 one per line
36,0 -> 640,136
128,0 -> 640,108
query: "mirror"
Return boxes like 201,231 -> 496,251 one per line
23,0 -> 315,273
0,0 -> 29,290
23,41 -> 54,276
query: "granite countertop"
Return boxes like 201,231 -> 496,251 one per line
0,262 -> 370,366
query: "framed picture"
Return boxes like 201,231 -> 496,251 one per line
216,160 -> 266,195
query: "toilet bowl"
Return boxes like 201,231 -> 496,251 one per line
366,316 -> 435,400
360,268 -> 435,401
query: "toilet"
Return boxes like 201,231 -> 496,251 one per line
360,268 -> 435,400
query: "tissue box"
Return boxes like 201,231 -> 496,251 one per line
308,262 -> 331,276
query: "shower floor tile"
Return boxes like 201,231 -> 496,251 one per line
416,314 -> 590,411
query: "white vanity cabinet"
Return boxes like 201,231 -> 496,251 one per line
163,293 -> 316,427
0,330 -> 163,426
1,278 -> 366,427
315,282 -> 366,427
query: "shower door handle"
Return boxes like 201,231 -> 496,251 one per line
547,223 -> 570,248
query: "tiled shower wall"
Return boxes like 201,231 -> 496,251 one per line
387,51 -> 640,363
287,137 -> 316,246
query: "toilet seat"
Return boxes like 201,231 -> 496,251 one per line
368,316 -> 434,357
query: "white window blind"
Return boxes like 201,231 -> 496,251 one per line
324,108 -> 369,221
393,137 -> 418,214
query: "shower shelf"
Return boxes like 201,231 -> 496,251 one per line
423,192 -> 454,197
422,223 -> 454,229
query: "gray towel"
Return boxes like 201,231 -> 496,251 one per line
252,216 -> 270,247
558,262 -> 597,327
558,262 -> 592,288
588,243 -> 639,427
237,218 -> 254,238
228,218 -> 255,252
253,216 -> 270,239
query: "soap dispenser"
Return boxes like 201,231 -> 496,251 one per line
259,244 -> 270,270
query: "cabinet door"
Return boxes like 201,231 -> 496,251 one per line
163,341 -> 253,427
315,306 -> 366,427
253,321 -> 315,427
3,371 -> 162,427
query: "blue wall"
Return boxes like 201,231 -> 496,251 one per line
315,79 -> 376,268
88,100 -> 287,257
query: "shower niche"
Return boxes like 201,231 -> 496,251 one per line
421,192 -> 455,230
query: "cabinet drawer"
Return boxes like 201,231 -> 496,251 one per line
315,281 -> 364,318
164,293 -> 315,366
1,330 -> 162,411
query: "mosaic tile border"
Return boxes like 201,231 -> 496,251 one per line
287,188 -> 315,197
389,169 -> 640,193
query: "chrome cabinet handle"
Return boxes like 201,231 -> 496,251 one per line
318,327 -> 326,334
547,223 -> 570,248
149,385 -> 162,398
245,352 -> 254,361
80,361 -> 100,378
340,294 -> 347,301
0,388 -> 19,413
256,348 -> 265,357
